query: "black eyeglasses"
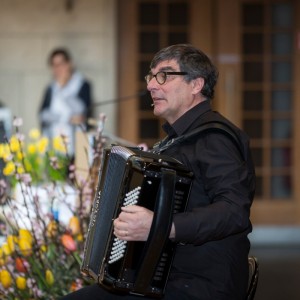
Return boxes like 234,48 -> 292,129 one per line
145,71 -> 188,85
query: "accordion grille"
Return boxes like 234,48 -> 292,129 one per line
88,152 -> 128,275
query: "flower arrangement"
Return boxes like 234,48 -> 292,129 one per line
0,115 -> 107,299
0,125 -> 70,187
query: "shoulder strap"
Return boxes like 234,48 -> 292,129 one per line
152,121 -> 245,161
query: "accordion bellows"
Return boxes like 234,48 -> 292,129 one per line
81,146 -> 193,298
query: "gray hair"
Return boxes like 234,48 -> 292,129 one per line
150,44 -> 218,100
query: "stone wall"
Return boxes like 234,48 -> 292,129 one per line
0,0 -> 117,135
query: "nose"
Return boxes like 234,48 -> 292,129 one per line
147,77 -> 159,92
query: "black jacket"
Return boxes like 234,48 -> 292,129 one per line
161,101 -> 255,300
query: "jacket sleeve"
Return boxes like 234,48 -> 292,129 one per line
172,131 -> 255,245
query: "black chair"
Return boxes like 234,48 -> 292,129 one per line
247,256 -> 259,300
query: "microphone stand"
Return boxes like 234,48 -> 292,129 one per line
90,90 -> 148,108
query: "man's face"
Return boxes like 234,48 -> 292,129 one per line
147,59 -> 201,124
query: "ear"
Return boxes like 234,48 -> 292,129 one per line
191,77 -> 205,95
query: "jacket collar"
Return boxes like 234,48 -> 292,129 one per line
162,100 -> 212,138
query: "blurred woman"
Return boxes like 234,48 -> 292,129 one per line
39,48 -> 92,156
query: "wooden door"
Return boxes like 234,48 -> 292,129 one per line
118,0 -> 215,146
216,0 -> 300,224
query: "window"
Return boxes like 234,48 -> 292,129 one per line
241,1 -> 294,200
138,0 -> 190,145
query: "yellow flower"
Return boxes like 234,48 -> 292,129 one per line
76,234 -> 83,242
29,128 -> 41,140
45,269 -> 54,286
16,276 -> 27,290
17,165 -> 25,174
1,144 -> 12,161
18,229 -> 33,257
3,161 -> 15,176
37,137 -> 48,154
53,136 -> 66,153
2,243 -> 12,256
0,269 -> 12,289
46,220 -> 58,238
40,245 -> 47,253
19,229 -> 33,244
16,151 -> 24,160
7,235 -> 17,253
0,144 -> 5,158
18,238 -> 32,257
68,216 -> 81,235
9,135 -> 21,152
0,248 -> 5,266
27,143 -> 37,155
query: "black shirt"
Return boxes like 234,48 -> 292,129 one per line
160,101 -> 255,300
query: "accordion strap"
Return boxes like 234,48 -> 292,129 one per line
133,168 -> 176,294
152,121 -> 245,160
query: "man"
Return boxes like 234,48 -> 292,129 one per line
39,48 -> 92,156
62,44 -> 255,300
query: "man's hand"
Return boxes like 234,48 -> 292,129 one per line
113,205 -> 153,241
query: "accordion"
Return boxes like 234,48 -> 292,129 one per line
81,145 -> 193,298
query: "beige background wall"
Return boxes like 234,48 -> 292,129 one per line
0,0 -> 117,135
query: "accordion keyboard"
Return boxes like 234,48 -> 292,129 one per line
108,186 -> 141,264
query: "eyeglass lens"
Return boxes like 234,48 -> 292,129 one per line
145,72 -> 166,84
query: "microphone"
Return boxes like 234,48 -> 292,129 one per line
90,90 -> 148,108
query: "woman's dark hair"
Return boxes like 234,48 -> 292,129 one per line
48,48 -> 72,65
150,44 -> 219,100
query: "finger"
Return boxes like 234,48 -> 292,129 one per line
114,229 -> 129,240
121,205 -> 145,213
113,218 -> 122,228
118,211 -> 132,223
113,219 -> 127,231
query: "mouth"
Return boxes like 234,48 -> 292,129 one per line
152,96 -> 165,104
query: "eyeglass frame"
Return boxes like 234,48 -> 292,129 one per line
145,71 -> 188,85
